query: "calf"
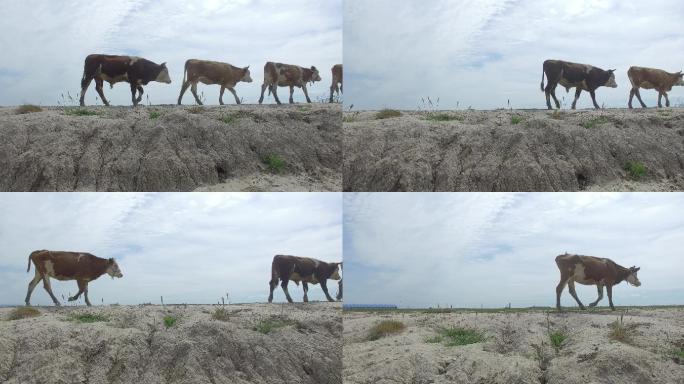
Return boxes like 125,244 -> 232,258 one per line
79,54 -> 171,106
25,250 -> 123,306
178,59 -> 252,105
628,66 -> 684,108
329,64 -> 343,103
268,255 -> 341,303
258,62 -> 321,104
541,59 -> 617,110
555,253 -> 640,311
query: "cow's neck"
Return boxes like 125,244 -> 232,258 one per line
613,263 -> 631,285
91,257 -> 109,278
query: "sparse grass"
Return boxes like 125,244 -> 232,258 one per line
609,313 -> 635,343
220,114 -> 237,124
149,110 -> 161,119
375,109 -> 402,120
549,330 -> 566,349
262,154 -> 285,173
71,313 -> 108,323
15,104 -> 43,114
581,116 -> 610,129
212,308 -> 230,322
163,315 -> 177,328
548,110 -> 565,120
254,316 -> 298,334
7,306 -> 41,320
218,111 -> 256,124
440,327 -> 486,346
674,348 -> 684,364
367,320 -> 406,341
187,106 -> 205,114
625,161 -> 647,180
64,108 -> 98,116
425,335 -> 444,343
510,115 -> 523,125
424,112 -> 463,122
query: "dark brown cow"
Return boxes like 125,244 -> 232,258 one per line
329,64 -> 343,103
258,62 -> 322,104
177,59 -> 253,105
25,250 -> 123,306
268,255 -> 341,303
628,66 -> 684,108
541,59 -> 617,110
79,54 -> 171,106
555,253 -> 640,311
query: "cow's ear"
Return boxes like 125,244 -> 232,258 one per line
161,62 -> 167,67
635,267 -> 640,272
108,258 -> 114,264
245,65 -> 250,69
311,66 -> 317,71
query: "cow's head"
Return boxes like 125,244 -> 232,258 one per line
107,258 -> 123,278
242,66 -> 253,83
329,262 -> 342,280
155,63 -> 172,84
675,71 -> 684,86
310,66 -> 321,84
626,266 -> 641,286
604,69 -> 617,88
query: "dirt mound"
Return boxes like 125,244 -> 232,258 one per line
0,104 -> 341,191
343,108 -> 684,191
343,307 -> 684,384
0,303 -> 342,384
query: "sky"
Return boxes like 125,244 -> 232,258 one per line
0,193 -> 342,306
345,0 -> 684,110
0,0 -> 341,106
344,193 -> 684,308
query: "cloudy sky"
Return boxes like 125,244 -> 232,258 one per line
345,0 -> 684,110
0,0 -> 341,106
0,193 -> 342,306
344,193 -> 684,308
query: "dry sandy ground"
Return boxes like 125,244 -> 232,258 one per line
344,108 -> 684,191
0,302 -> 341,384
0,104 -> 341,191
344,307 -> 684,384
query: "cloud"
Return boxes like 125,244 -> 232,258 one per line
344,192 -> 684,308
0,192 -> 342,305
345,0 -> 684,109
0,0 -> 341,106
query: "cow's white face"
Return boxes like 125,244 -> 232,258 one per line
605,71 -> 617,88
330,264 -> 341,280
310,66 -> 321,83
156,64 -> 172,84
626,266 -> 641,286
675,72 -> 684,86
107,258 -> 123,278
242,67 -> 253,83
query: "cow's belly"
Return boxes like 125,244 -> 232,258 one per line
100,73 -> 129,86
637,81 -> 655,89
197,76 -> 220,85
276,80 -> 301,88
289,272 -> 319,284
559,78 -> 587,91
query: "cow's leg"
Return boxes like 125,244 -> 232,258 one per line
571,88 -> 582,110
136,85 -> 144,104
302,282 -> 309,302
25,272 -> 43,306
634,88 -> 647,108
228,87 -> 240,104
544,83 -> 559,109
69,280 -> 86,302
190,82 -> 203,105
664,92 -> 671,107
271,85 -> 282,104
94,78 -> 110,106
268,277 -> 279,303
589,284 -> 604,307
130,83 -> 139,106
80,77 -> 93,106
606,285 -> 615,310
567,280 -> 586,310
320,280 -> 335,302
289,86 -> 295,104
657,92 -> 663,108
219,86 -> 226,105
177,81 -> 191,105
628,88 -> 636,109
589,90 -> 600,110
42,277 -> 60,306
336,280 -> 343,301
259,83 -> 268,104
329,84 -> 335,103
302,84 -> 312,103
83,283 -> 91,306
555,277 -> 568,311
280,280 -> 294,303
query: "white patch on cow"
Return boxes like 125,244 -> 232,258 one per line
572,263 -> 594,285
156,67 -> 171,83
129,57 -> 140,65
44,260 -> 56,277
605,73 -> 618,88
675,77 -> 684,86
77,253 -> 84,262
242,69 -> 253,83
626,272 -> 641,286
330,268 -> 341,280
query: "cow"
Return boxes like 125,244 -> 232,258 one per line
177,59 -> 253,105
541,59 -> 617,110
329,64 -> 343,103
627,66 -> 684,108
25,250 -> 123,306
258,62 -> 322,104
268,255 -> 341,303
79,54 -> 171,107
555,253 -> 640,311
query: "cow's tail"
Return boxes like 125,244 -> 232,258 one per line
182,60 -> 188,85
540,65 -> 546,92
27,253 -> 32,272
270,257 -> 279,283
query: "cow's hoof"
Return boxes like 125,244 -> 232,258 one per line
55,303 -> 61,307
580,306 -> 586,310
68,297 -> 76,302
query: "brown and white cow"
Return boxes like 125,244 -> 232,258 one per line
541,59 -> 617,110
258,62 -> 322,104
79,54 -> 171,106
25,250 -> 123,306
628,66 -> 684,108
268,255 -> 341,303
555,253 -> 640,311
177,59 -> 253,105
329,64 -> 343,103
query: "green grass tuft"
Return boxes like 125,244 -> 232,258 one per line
625,161 -> 647,180
581,116 -> 610,129
263,154 -> 285,173
7,307 -> 41,320
375,109 -> 402,120
149,110 -> 161,119
367,320 -> 406,341
510,115 -> 523,125
212,308 -> 230,322
549,330 -> 566,349
425,335 -> 443,343
71,313 -> 108,323
16,104 -> 43,114
440,327 -> 485,346
64,108 -> 98,116
163,315 -> 177,328
674,348 -> 684,364
254,316 -> 298,334
424,112 -> 463,122
187,106 -> 205,114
